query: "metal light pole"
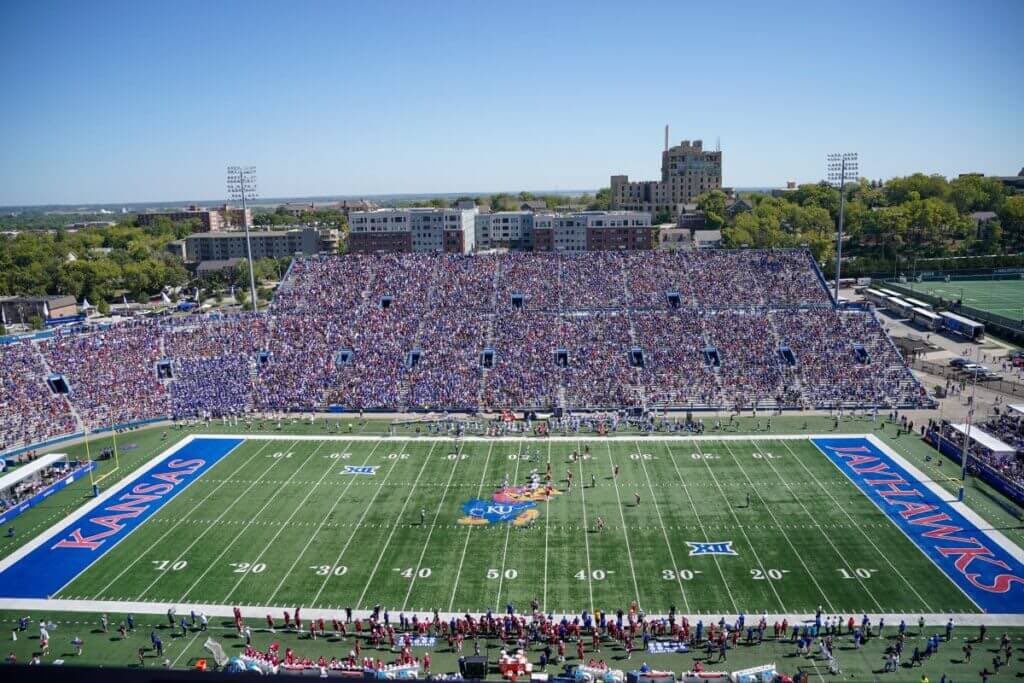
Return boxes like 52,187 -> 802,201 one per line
227,166 -> 259,313
958,345 -> 980,501
827,153 -> 859,304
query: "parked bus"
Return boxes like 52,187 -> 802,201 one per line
877,288 -> 900,297
862,289 -> 886,306
884,295 -> 914,317
903,297 -> 931,310
939,311 -> 985,340
912,307 -> 943,331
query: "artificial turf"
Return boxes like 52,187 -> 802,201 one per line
901,279 -> 1024,320
39,435 -> 976,616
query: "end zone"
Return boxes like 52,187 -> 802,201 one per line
0,436 -> 243,599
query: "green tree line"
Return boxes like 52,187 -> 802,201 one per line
693,173 -> 1024,272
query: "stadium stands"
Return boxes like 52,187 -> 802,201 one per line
0,250 -> 928,454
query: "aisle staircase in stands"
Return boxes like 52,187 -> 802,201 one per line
32,340 -> 85,434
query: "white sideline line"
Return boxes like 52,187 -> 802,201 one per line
264,439 -> 373,605
693,440 -> 788,612
777,439 -> 933,611
90,439 -> 274,599
633,439 -> 689,613
401,441 -> 465,611
308,441 -> 411,607
220,442 -> 332,603
605,442 -> 642,609
662,441 -> 738,614
184,433 -> 848,443
0,434 -> 199,579
447,441 -> 494,612
2,597 -> 1022,627
354,442 -> 438,609
721,440 -> 836,613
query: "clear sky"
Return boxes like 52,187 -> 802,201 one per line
1,0 -> 1021,206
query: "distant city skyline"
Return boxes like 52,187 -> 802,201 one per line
1,0 -> 1022,206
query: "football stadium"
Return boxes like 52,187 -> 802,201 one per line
3,250 -> 1024,681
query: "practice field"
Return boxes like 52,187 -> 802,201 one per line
903,278 -> 1024,319
4,434 -> 1024,618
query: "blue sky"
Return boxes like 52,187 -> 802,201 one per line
1,0 -> 1021,205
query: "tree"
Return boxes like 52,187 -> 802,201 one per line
696,190 -> 727,222
97,299 -> 111,316
949,174 -> 1007,214
653,209 -> 673,225
884,173 -> 950,205
27,315 -> 44,330
998,196 -> 1024,252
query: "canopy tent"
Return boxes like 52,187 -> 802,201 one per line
1008,404 -> 1024,418
0,453 -> 68,491
949,423 -> 1016,457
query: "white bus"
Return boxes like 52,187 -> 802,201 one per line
911,307 -> 942,331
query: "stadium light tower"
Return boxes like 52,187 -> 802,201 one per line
827,152 -> 858,304
227,166 -> 259,313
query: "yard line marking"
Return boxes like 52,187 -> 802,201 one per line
494,439 -> 525,611
264,439 -> 379,605
307,440 -> 410,607
131,440 -> 300,602
576,440 -> 595,614
88,440 -> 274,600
220,442 -> 335,603
172,440 -> 312,602
401,440 -> 466,611
634,440 -> 689,613
447,442 -> 494,612
605,441 -> 642,609
542,440 -> 552,613
355,441 -> 438,609
779,439 -> 933,611
693,440 -> 787,612
170,629 -> 204,668
721,440 -> 835,612
749,440 -> 882,612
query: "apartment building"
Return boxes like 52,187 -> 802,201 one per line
610,139 -> 722,218
533,211 -> 653,252
168,227 -> 321,263
136,204 -> 253,232
475,211 -> 535,250
347,208 -> 477,254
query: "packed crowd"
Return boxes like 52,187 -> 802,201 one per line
0,342 -> 77,452
0,250 -> 928,451
929,417 -> 1024,489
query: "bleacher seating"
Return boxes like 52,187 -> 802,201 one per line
0,250 -> 928,453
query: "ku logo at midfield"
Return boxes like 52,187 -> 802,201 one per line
687,541 -> 738,556
458,485 -> 560,526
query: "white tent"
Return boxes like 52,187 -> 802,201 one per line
949,423 -> 1016,457
1009,404 -> 1024,418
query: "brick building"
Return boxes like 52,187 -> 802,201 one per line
610,138 -> 722,218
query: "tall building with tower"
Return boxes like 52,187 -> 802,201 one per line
610,129 -> 722,219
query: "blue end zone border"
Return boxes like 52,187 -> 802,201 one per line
812,437 -> 1024,613
0,437 -> 243,599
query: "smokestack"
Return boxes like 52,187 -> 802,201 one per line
664,125 -> 669,152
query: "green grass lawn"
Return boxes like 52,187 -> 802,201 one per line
40,435 -> 974,615
904,279 -> 1024,320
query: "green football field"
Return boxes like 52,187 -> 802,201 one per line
903,278 -> 1024,319
49,435 -> 978,616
